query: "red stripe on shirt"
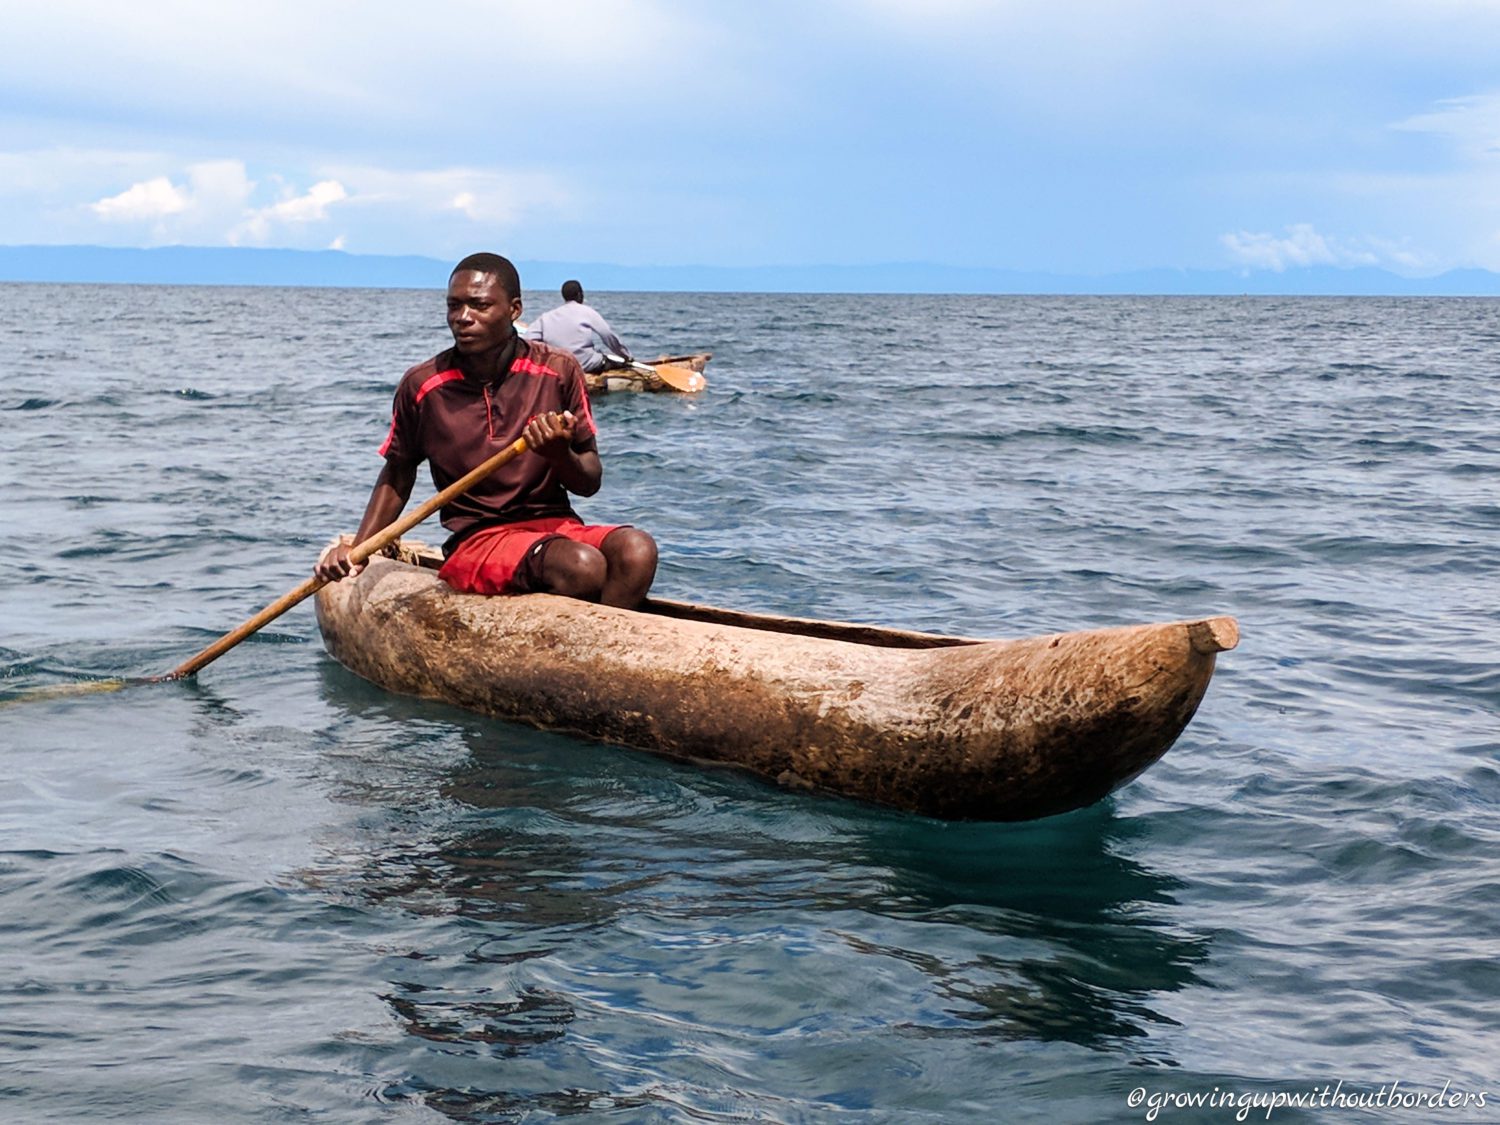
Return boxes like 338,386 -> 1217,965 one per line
574,384 -> 596,437
378,413 -> 396,457
415,368 -> 464,403
510,356 -> 559,379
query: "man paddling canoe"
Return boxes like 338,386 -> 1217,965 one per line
316,252 -> 658,608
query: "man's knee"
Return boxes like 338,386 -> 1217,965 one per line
604,528 -> 658,577
536,538 -> 607,599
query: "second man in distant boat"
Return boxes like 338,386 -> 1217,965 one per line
315,253 -> 658,608
523,280 -> 634,374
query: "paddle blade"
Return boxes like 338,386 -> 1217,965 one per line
653,363 -> 707,393
0,677 -> 136,708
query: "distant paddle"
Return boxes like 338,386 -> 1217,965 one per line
3,435 -> 531,706
602,351 -> 707,393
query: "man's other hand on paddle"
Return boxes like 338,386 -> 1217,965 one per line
523,410 -> 577,461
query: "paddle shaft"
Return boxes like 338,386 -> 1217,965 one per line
161,435 -> 529,681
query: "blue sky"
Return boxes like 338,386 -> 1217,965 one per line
4,0 -> 1500,277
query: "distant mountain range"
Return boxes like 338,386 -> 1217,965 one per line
4,243 -> 1500,296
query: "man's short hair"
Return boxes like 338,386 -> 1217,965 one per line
451,253 -> 521,301
561,279 -> 584,302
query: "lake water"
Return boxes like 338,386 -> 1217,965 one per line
1,284 -> 1497,1122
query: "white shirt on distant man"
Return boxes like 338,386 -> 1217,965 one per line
522,281 -> 632,373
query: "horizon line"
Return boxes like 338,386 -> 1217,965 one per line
3,243 -> 1500,297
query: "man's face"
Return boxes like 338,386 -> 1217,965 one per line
447,271 -> 523,355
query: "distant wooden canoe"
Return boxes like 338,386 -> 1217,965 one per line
587,352 -> 712,395
314,545 -> 1237,821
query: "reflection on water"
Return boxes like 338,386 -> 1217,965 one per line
382,982 -> 574,1055
304,668 -> 1212,1114
836,813 -> 1210,1052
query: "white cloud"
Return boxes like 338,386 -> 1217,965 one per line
1394,92 -> 1500,161
87,159 -> 255,232
184,160 -> 256,212
270,180 -> 347,223
322,164 -> 572,227
1221,224 -> 1337,270
1220,223 -> 1385,271
74,161 -> 357,247
90,176 -> 190,220
77,159 -> 354,246
230,179 -> 347,244
0,145 -> 575,252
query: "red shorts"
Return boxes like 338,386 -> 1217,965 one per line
437,517 -> 622,595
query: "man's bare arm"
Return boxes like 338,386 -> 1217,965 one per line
315,459 -> 418,581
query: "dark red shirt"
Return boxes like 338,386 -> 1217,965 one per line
379,337 -> 599,550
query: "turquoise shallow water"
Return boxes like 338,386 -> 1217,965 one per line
1,284 -> 1497,1122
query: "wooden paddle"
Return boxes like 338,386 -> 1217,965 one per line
4,435 -> 530,705
602,351 -> 707,393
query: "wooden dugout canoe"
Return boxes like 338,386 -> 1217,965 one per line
586,352 -> 712,395
314,544 -> 1238,822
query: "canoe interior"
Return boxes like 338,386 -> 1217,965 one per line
638,596 -> 979,649
391,539 -> 979,649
